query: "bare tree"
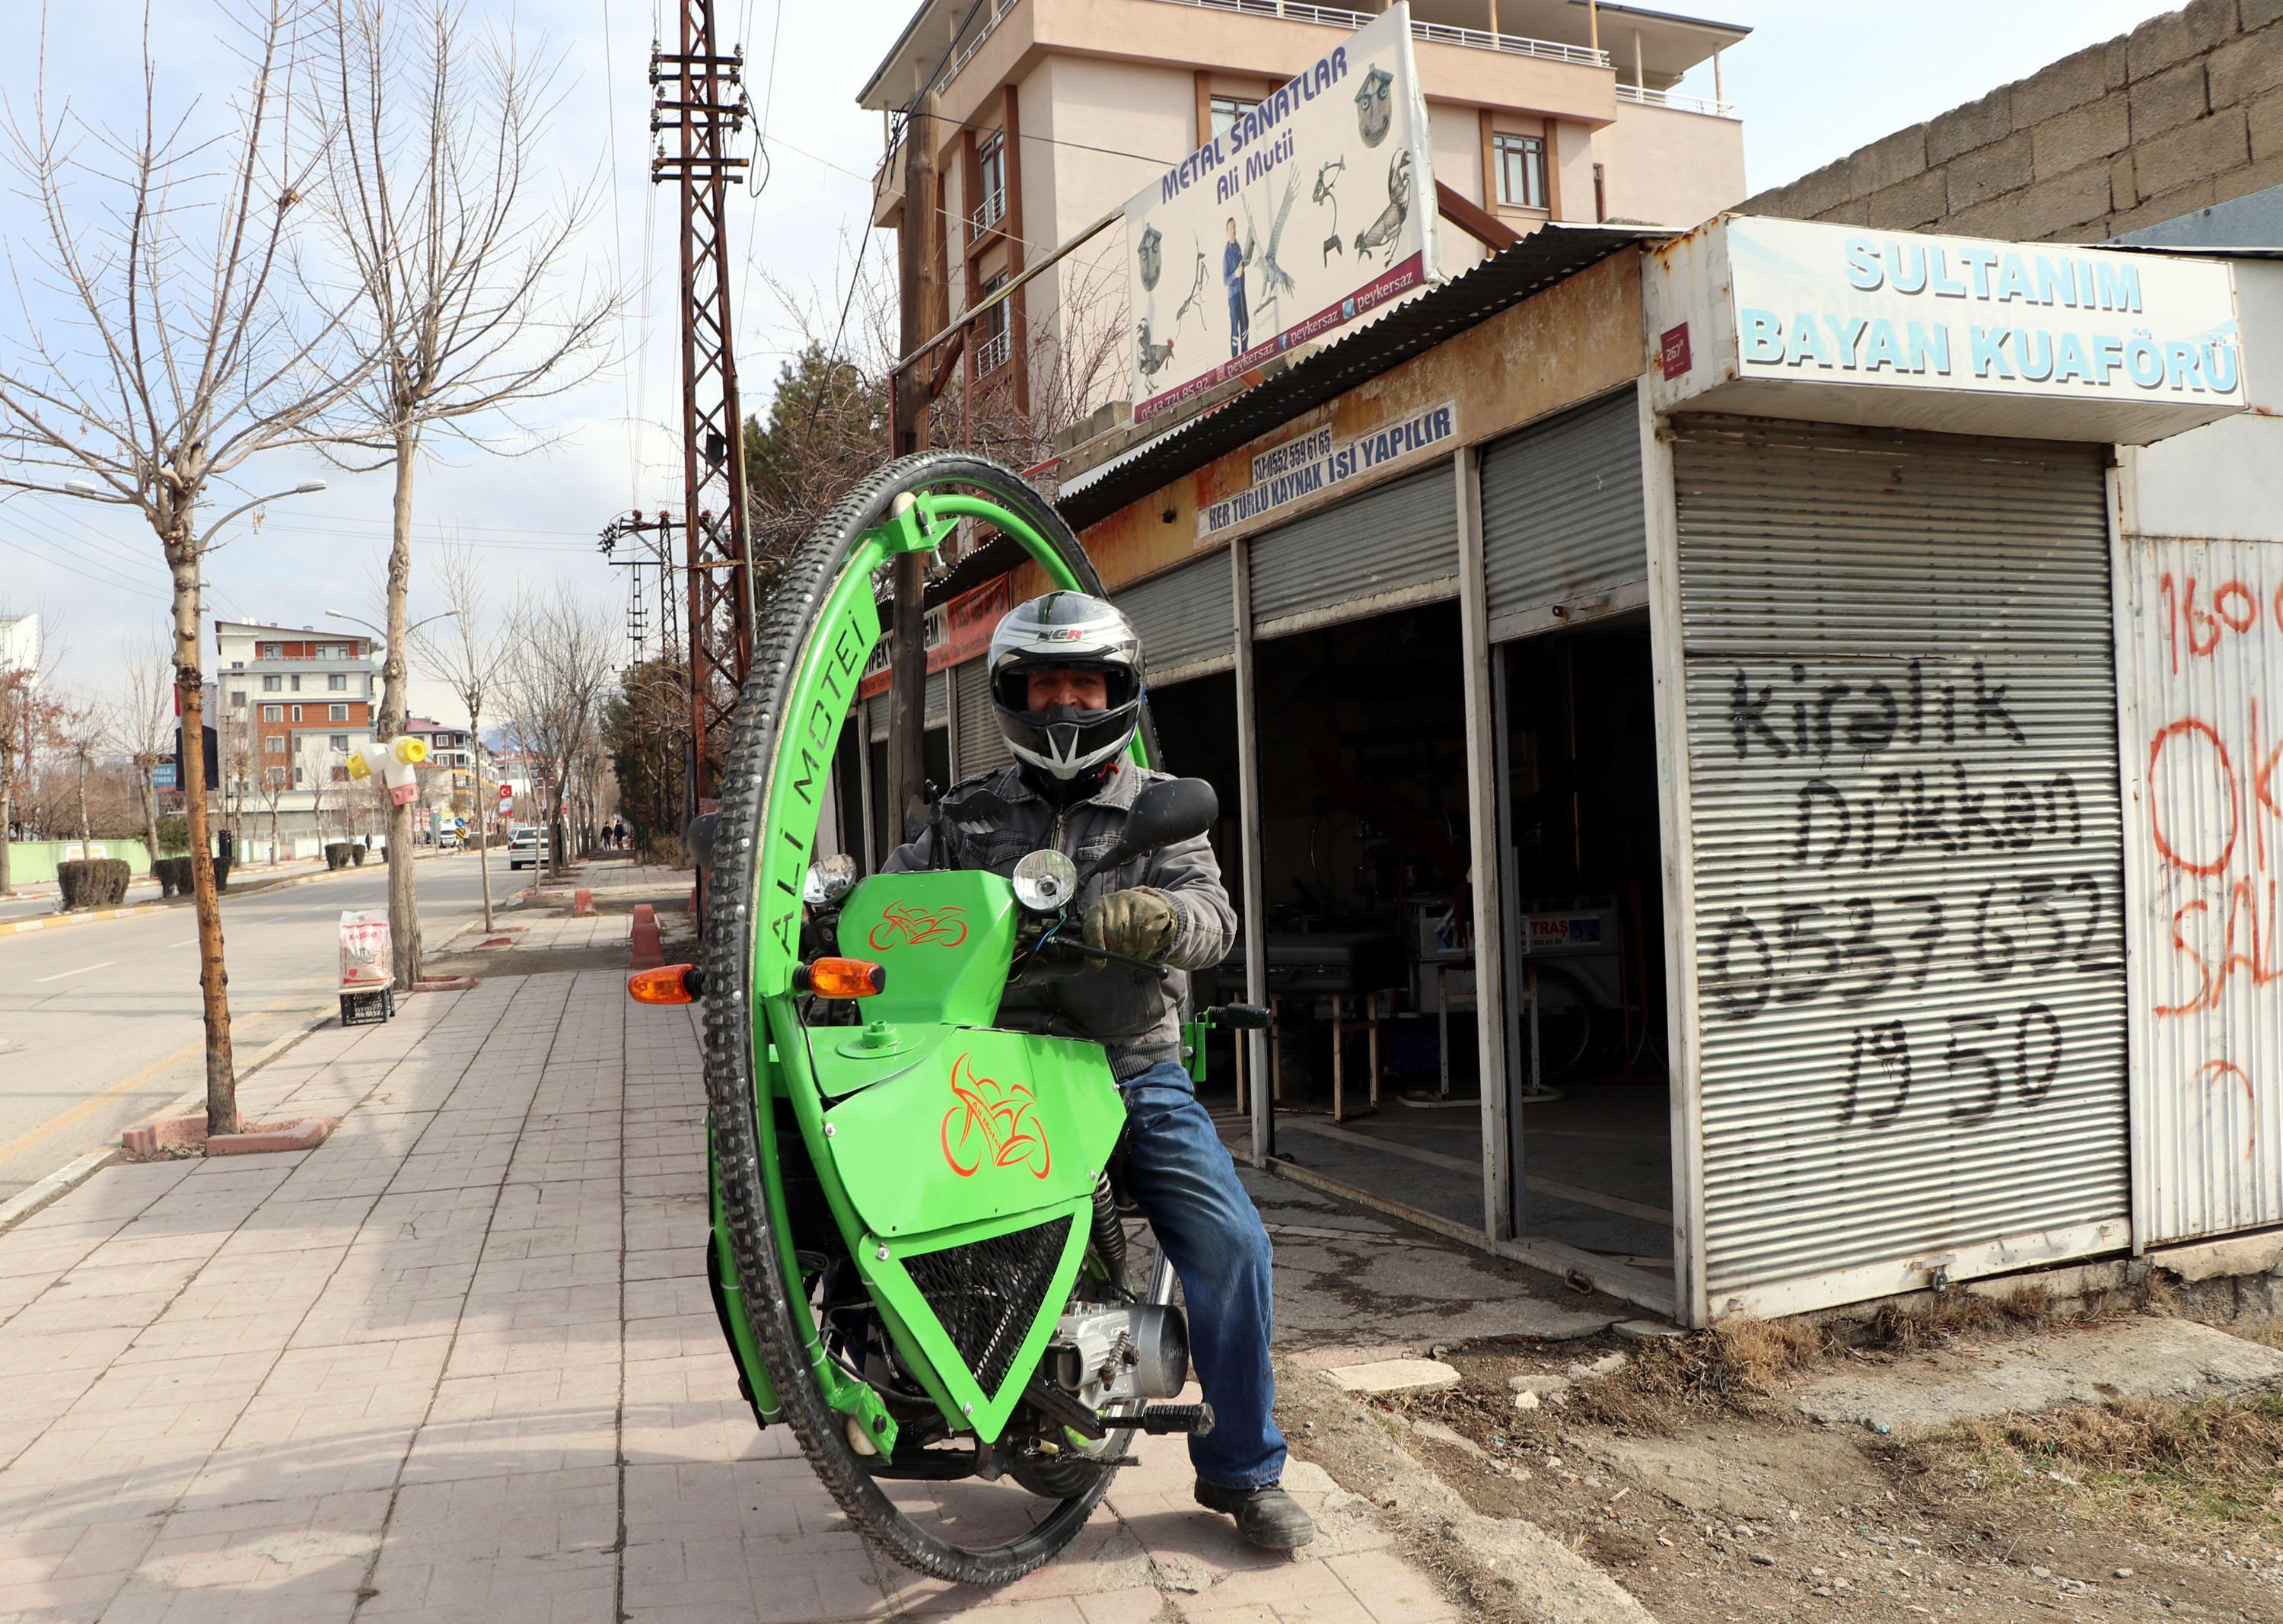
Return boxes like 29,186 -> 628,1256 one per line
113,633 -> 176,868
0,2 -> 371,1134
255,763 -> 288,868
499,588 -> 616,882
0,606 -> 62,896
414,543 -> 505,928
314,0 -> 616,989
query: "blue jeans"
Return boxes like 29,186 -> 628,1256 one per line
1118,1061 -> 1285,1490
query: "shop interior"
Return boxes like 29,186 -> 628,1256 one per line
828,597 -> 1676,1294
1156,601 -> 1675,1288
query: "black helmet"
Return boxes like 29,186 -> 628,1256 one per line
988,591 -> 1145,780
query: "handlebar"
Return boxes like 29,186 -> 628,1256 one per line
1042,936 -> 1173,982
1202,1002 -> 1272,1030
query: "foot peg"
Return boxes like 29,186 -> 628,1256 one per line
1106,1402 -> 1215,1437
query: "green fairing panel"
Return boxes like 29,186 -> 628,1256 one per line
836,871 -> 1017,1029
814,1026 -> 1128,1240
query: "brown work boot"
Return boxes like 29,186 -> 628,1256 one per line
1194,1478 -> 1319,1549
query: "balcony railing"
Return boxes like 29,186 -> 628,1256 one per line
1616,83 -> 1735,119
975,328 -> 1012,376
970,188 -> 1006,234
1145,0 -> 1610,68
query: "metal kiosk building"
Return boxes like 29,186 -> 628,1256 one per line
852,213 -> 2269,1328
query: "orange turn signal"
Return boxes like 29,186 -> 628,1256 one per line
793,957 -> 887,998
627,963 -> 699,1005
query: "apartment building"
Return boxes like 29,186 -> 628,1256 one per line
212,622 -> 380,849
863,0 -> 1746,419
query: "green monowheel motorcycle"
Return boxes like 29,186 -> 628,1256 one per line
631,454 -> 1266,1587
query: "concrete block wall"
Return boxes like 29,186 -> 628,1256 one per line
1744,0 -> 2283,241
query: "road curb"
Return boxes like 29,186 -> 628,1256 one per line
0,850 -> 457,940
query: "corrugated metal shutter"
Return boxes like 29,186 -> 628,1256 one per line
2116,536 -> 2283,1245
1250,463 -> 1457,636
1482,388 -> 1645,635
1115,554 -> 1234,684
954,656 -> 1011,778
864,676 -> 947,738
1673,419 -> 2128,1316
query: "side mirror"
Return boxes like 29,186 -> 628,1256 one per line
1084,777 -> 1218,884
803,852 -> 858,906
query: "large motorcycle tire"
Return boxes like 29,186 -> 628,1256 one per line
701,452 -> 1161,1587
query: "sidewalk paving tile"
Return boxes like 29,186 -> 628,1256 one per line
0,868 -> 1473,1623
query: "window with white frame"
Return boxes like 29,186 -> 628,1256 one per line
263,674 -> 280,692
1210,94 -> 1260,142
328,673 -> 346,691
974,131 -> 1005,232
1494,132 -> 1548,211
976,272 -> 1011,376
265,734 -> 285,754
330,703 -> 349,721
329,733 -> 349,751
263,705 -> 283,722
291,705 -> 303,721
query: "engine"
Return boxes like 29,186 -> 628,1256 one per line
1044,1302 -> 1188,1412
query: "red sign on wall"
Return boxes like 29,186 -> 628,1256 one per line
1660,322 -> 1692,381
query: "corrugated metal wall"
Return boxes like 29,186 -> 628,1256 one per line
954,656 -> 1011,779
1673,420 -> 2129,1313
1114,554 -> 1235,683
2117,536 -> 2283,1245
1250,462 -> 1457,635
1482,388 -> 1645,632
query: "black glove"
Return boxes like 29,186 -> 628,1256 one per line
1083,886 -> 1181,963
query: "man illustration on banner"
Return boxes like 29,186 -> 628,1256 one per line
1223,216 -> 1250,358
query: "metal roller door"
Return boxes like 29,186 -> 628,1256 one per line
1250,462 -> 1456,637
954,657 -> 1011,777
1115,554 -> 1234,684
1673,419 -> 2128,1318
2116,537 -> 2283,1246
1482,387 -> 1645,638
866,674 -> 948,740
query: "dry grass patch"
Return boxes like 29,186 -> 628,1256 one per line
1898,1392 -> 2283,1530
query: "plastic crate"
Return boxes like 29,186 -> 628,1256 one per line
339,987 -> 395,1027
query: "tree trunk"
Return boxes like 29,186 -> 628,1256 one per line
380,428 -> 423,988
0,778 -> 12,897
75,753 -> 90,844
137,760 -> 162,873
471,704 -> 493,932
171,543 -> 238,1136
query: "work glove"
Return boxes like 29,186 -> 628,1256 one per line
1084,886 -> 1182,963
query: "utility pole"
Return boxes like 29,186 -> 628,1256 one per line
887,106 -> 938,845
651,5 -> 753,832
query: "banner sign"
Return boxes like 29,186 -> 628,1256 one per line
1727,217 -> 2245,408
1125,3 -> 1441,422
1198,401 -> 1456,540
339,909 -> 393,992
857,575 -> 1014,701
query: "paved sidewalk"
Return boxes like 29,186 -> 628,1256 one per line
0,966 -> 1463,1623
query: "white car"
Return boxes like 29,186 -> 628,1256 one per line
507,827 -> 549,870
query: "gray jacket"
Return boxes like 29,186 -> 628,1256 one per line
883,762 -> 1237,1078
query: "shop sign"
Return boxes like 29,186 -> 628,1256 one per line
1725,217 -> 2244,409
1198,401 -> 1456,542
857,575 -> 1013,701
1123,3 -> 1442,423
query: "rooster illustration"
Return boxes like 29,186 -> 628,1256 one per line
1353,149 -> 1413,266
1135,319 -> 1177,390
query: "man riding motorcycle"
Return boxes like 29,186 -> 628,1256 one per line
882,591 -> 1317,1552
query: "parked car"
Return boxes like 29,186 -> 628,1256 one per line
438,830 -> 462,851
507,826 -> 548,871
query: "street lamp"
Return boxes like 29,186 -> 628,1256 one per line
196,479 -> 328,546
324,607 -> 459,642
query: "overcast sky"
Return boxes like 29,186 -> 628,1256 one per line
0,0 -> 2186,721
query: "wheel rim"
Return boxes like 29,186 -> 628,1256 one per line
699,455 -> 1163,1584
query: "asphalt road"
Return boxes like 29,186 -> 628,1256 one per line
0,852 -> 514,1205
